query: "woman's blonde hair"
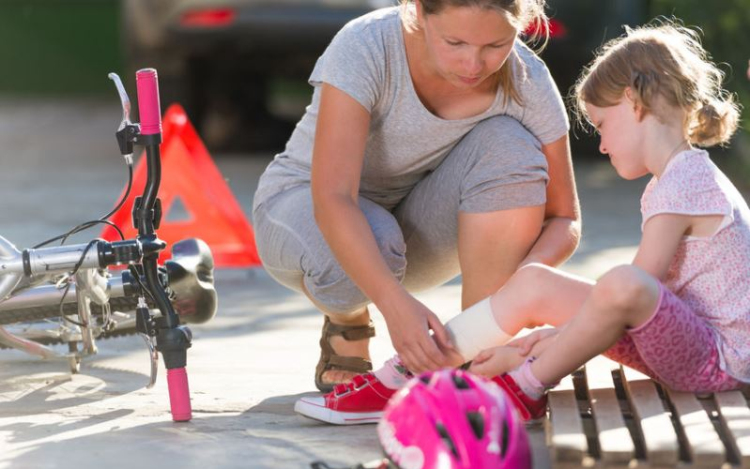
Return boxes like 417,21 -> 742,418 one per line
575,20 -> 739,147
399,0 -> 549,105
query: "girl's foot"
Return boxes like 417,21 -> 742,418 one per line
491,373 -> 548,421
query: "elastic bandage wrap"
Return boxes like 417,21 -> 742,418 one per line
445,297 -> 511,361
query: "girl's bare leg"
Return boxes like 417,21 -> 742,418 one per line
487,263 -> 594,335
530,265 -> 660,386
440,263 -> 592,368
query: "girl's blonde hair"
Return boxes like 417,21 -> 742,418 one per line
399,0 -> 549,105
575,21 -> 739,147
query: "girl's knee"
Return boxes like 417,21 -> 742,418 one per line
593,266 -> 659,321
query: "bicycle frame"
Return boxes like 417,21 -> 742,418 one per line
0,69 -> 215,422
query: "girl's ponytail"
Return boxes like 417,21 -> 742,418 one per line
689,97 -> 739,147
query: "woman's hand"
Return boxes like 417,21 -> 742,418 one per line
381,292 -> 452,374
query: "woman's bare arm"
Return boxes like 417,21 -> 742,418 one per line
521,134 -> 581,267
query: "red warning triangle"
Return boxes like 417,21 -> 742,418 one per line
101,104 -> 261,268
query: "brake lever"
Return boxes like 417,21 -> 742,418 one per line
108,73 -> 131,129
108,73 -> 138,163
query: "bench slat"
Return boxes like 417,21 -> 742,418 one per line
666,389 -> 725,468
713,391 -> 750,468
547,373 -> 587,465
621,367 -> 679,467
585,358 -> 634,466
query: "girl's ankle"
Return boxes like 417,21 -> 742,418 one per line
374,356 -> 414,389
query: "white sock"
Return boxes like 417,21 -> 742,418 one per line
508,358 -> 547,399
373,355 -> 414,390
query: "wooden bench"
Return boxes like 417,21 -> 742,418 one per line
546,356 -> 750,468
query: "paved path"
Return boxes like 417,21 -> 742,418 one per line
0,98 -> 648,469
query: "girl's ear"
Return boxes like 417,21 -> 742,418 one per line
624,87 -> 647,122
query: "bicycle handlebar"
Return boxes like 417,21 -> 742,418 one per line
135,69 -> 162,136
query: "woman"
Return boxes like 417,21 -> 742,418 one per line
252,0 -> 580,392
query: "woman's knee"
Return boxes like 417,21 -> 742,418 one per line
371,227 -> 408,280
454,116 -> 548,214
465,116 -> 541,150
360,197 -> 408,278
303,226 -> 407,315
303,269 -> 369,315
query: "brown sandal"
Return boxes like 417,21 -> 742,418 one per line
315,316 -> 376,393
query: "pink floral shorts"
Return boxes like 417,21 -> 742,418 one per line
604,283 -> 744,392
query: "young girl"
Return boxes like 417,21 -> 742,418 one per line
296,21 -> 750,424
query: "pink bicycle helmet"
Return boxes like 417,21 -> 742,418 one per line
377,369 -> 531,469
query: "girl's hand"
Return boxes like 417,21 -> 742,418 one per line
382,293 -> 452,374
469,329 -> 559,378
469,347 -> 512,378
506,328 -> 559,357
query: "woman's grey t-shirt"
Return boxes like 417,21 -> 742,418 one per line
254,7 -> 569,211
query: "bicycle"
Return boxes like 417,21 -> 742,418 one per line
0,69 -> 218,422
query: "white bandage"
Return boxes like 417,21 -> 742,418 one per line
445,297 -> 511,361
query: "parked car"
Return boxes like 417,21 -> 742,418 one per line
122,0 -> 649,153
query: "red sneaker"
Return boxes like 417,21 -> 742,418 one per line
491,373 -> 548,421
295,373 -> 396,425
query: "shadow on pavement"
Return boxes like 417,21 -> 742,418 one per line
0,392 -> 385,469
0,363 -> 147,416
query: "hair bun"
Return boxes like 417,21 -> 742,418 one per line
690,98 -> 739,147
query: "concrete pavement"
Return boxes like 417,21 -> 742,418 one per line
0,98 -> 648,469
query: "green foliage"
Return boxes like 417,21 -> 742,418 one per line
649,0 -> 750,185
649,0 -> 750,129
0,1 -> 122,95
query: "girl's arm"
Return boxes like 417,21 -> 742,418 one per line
312,83 -> 450,372
520,134 -> 581,268
632,214 -> 692,279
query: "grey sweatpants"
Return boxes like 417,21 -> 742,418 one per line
251,116 -> 548,314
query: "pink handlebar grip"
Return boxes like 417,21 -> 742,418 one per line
167,367 -> 192,422
136,68 -> 162,136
